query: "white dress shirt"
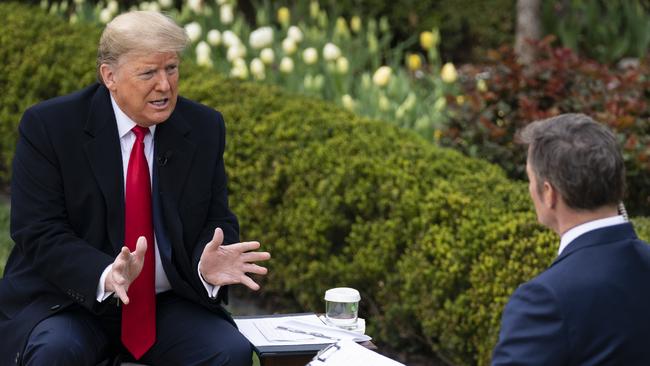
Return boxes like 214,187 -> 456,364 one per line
96,96 -> 219,301
558,215 -> 627,256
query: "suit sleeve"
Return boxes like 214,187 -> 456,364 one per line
191,111 -> 239,301
491,281 -> 569,366
10,108 -> 114,310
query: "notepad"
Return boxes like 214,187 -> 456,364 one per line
307,339 -> 405,366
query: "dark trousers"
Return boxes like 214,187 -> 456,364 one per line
22,292 -> 253,366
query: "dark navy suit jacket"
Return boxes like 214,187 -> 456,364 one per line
492,223 -> 650,365
0,83 -> 239,365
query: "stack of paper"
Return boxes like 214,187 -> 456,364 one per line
307,339 -> 405,366
234,314 -> 370,347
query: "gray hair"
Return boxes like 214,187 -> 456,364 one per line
96,10 -> 189,83
518,113 -> 625,210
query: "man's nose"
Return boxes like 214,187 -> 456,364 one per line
154,72 -> 171,92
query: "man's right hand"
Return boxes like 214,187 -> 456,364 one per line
104,236 -> 147,304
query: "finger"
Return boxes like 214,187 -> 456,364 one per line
133,236 -> 147,262
227,241 -> 261,253
240,275 -> 261,291
205,228 -> 224,251
114,285 -> 130,305
241,251 -> 271,263
243,263 -> 268,275
113,247 -> 131,271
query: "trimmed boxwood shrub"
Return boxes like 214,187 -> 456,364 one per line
2,3 -> 650,364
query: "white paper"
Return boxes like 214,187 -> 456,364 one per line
235,315 -> 338,347
307,339 -> 405,366
280,318 -> 371,342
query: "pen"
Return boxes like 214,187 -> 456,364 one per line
276,325 -> 340,341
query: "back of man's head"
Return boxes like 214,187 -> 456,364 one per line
519,113 -> 625,211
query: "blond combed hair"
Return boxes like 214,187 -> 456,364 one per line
96,10 -> 189,83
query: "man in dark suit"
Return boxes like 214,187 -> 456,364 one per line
0,10 -> 270,366
492,114 -> 650,365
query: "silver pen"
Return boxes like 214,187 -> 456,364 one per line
276,325 -> 340,341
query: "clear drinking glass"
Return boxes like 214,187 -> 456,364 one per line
324,287 -> 360,330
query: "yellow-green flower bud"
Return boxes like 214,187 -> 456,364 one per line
420,29 -> 440,50
440,62 -> 458,83
350,16 -> 362,33
407,54 -> 422,71
477,79 -> 488,92
277,7 -> 290,27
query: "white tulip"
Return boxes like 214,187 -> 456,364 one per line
107,0 -> 118,14
184,22 -> 202,43
187,0 -> 202,13
196,41 -> 213,67
302,47 -> 318,65
287,26 -> 303,43
99,8 -> 112,23
341,94 -> 355,111
222,31 -> 240,48
440,62 -> 458,83
336,57 -> 349,74
260,48 -> 274,65
282,38 -> 297,55
230,58 -> 249,79
74,0 -> 85,5
148,2 -> 160,12
279,57 -> 294,73
372,66 -> 392,87
323,43 -> 341,61
207,29 -> 221,46
226,43 -> 247,62
220,4 -> 234,24
158,0 -> 173,8
249,27 -> 273,49
250,58 -> 265,79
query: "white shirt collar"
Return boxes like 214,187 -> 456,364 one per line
110,95 -> 156,138
558,215 -> 627,255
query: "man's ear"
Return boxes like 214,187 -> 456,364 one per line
543,181 -> 557,209
99,63 -> 117,91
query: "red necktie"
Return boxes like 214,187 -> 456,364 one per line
121,126 -> 156,359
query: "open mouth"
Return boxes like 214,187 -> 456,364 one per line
149,98 -> 169,108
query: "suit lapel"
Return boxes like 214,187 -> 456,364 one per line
154,107 -> 195,208
83,85 -> 125,253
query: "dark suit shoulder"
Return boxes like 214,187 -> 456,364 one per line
175,96 -> 225,130
27,84 -> 100,119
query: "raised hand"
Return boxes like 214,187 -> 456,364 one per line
105,236 -> 147,304
199,228 -> 271,290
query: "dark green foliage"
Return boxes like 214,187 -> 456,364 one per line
2,4 -> 650,365
542,0 -> 650,64
0,2 -> 100,182
0,201 -> 11,277
445,41 -> 650,216
268,0 -> 515,61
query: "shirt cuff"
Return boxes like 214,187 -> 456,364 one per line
198,261 -> 221,299
96,264 -> 115,302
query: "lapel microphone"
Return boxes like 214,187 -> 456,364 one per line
156,151 -> 172,167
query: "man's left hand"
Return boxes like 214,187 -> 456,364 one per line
199,228 -> 271,290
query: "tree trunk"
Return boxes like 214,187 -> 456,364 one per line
515,0 -> 542,65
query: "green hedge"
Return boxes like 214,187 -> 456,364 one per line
2,4 -> 650,365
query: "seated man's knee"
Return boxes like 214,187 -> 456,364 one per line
23,313 -> 107,366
